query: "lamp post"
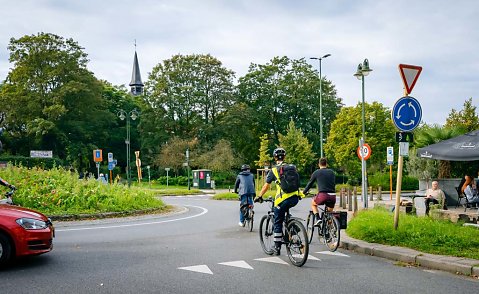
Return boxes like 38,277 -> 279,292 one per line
310,54 -> 331,158
353,59 -> 372,208
118,108 -> 139,187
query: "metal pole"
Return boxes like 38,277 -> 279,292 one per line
127,115 -> 131,187
361,75 -> 368,208
319,59 -> 323,158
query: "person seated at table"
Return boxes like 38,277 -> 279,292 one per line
424,181 -> 446,216
462,175 -> 479,206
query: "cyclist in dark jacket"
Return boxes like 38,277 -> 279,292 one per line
235,164 -> 256,227
303,157 -> 336,225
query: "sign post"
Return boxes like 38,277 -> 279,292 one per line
93,149 -> 103,179
165,167 -> 171,187
387,147 -> 394,200
393,64 -> 422,230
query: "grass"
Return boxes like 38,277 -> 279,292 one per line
212,190 -> 276,200
347,206 -> 479,260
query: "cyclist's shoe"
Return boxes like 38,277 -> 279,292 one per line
238,221 -> 244,227
273,246 -> 281,256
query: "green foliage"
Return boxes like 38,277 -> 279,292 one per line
196,139 -> 241,172
325,102 -> 396,178
278,120 -> 315,172
0,155 -> 64,169
0,165 -> 165,216
368,173 -> 419,191
0,33 -> 113,162
212,192 -> 238,200
255,134 -> 273,168
347,207 -> 479,259
445,98 -> 479,131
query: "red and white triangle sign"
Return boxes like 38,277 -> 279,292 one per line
398,64 -> 422,95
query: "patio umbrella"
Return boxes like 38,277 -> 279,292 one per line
417,129 -> 479,161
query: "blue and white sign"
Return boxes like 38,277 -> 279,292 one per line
392,96 -> 422,132
386,146 -> 394,165
108,162 -> 115,171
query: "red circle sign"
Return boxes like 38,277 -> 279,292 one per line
357,143 -> 371,160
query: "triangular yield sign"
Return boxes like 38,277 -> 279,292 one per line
398,64 -> 422,95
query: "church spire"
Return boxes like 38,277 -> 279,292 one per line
129,40 -> 144,96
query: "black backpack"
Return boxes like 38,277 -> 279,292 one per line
276,164 -> 300,193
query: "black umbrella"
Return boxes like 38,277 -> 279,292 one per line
417,129 -> 479,161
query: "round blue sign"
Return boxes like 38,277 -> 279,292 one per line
392,96 -> 422,131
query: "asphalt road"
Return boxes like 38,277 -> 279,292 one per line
0,195 -> 477,294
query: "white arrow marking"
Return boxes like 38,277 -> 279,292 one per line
254,257 -> 289,265
395,103 -> 405,119
316,251 -> 350,257
218,260 -> 253,269
178,265 -> 213,275
400,120 -> 415,126
408,101 -> 417,117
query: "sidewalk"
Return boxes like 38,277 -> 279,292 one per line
337,193 -> 479,278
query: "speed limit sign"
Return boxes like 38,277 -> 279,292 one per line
357,143 -> 372,160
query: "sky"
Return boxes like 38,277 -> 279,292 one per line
0,0 -> 478,126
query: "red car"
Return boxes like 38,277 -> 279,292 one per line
0,204 -> 54,266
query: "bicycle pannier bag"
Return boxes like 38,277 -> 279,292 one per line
277,164 -> 300,193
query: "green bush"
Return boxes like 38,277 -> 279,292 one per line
368,172 -> 419,191
0,165 -> 165,216
0,155 -> 65,169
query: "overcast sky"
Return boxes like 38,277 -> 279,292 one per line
1,0 -> 478,125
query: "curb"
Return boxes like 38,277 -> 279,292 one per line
340,233 -> 479,277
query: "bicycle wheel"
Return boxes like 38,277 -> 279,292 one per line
285,219 -> 309,267
324,214 -> 341,252
305,212 -> 315,244
248,209 -> 254,232
259,215 -> 274,255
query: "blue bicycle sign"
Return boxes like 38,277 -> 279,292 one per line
392,96 -> 422,132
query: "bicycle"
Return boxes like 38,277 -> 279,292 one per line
257,197 -> 309,267
240,202 -> 254,232
306,204 -> 341,252
0,188 -> 16,205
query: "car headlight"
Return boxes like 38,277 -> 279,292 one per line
16,218 -> 48,230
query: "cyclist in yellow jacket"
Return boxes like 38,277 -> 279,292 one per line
255,148 -> 303,255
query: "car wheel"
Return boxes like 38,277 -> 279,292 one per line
0,232 -> 13,267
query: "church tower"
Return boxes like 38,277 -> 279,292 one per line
129,45 -> 144,96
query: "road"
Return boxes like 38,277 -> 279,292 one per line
0,195 -> 477,294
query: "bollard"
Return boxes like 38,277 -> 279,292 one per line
377,186 -> 382,201
369,186 -> 374,201
353,186 -> 358,212
342,188 -> 347,209
348,188 -> 353,211
339,188 -> 344,208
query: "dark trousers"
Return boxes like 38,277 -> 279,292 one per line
239,194 -> 254,222
425,198 -> 439,215
273,196 -> 300,245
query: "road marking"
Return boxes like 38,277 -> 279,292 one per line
308,254 -> 321,261
178,265 -> 213,275
316,251 -> 350,257
56,205 -> 208,232
218,260 -> 253,269
254,257 -> 289,265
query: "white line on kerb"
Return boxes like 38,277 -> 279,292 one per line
55,205 -> 208,232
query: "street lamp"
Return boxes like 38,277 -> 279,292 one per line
118,108 -> 139,187
353,58 -> 372,208
310,54 -> 331,158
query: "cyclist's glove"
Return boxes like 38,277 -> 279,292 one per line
9,184 -> 16,190
254,197 -> 263,203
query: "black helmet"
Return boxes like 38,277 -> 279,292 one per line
273,148 -> 286,160
241,164 -> 250,171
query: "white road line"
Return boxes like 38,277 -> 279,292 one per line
218,260 -> 254,269
316,251 -> 350,257
178,265 -> 213,275
254,257 -> 289,265
56,205 -> 208,232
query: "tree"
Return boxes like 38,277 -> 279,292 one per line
324,102 -> 396,181
445,98 -> 479,132
154,137 -> 198,176
0,33 -> 112,164
255,134 -> 273,168
410,124 -> 467,178
145,54 -> 235,145
195,139 -> 241,172
278,120 -> 315,173
237,56 -> 343,156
